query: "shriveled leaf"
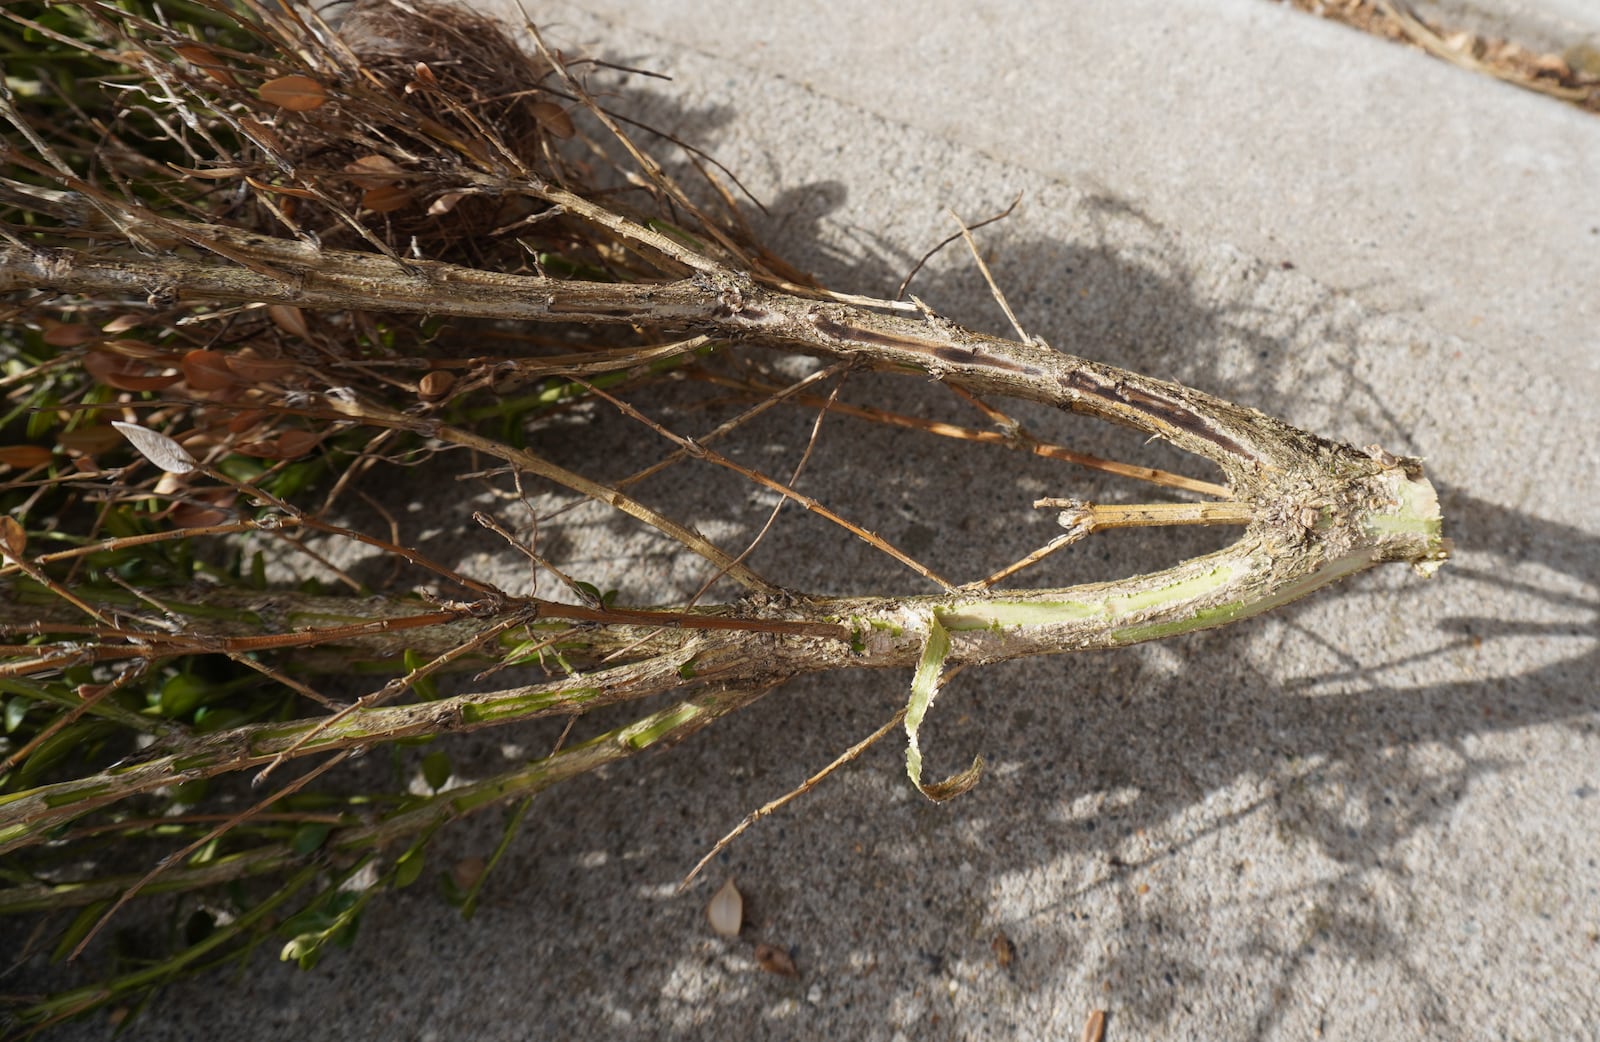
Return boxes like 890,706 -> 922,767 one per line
56,425 -> 125,456
227,350 -> 298,380
361,184 -> 412,213
83,351 -> 181,392
992,931 -> 1017,969
904,613 -> 984,801
0,515 -> 27,560
0,445 -> 53,468
418,370 -> 455,402
427,190 -> 468,216
174,44 -> 237,86
168,162 -> 252,180
342,154 -> 406,187
181,349 -> 238,392
259,74 -> 327,112
531,100 -> 575,139
41,323 -> 100,347
451,856 -> 486,893
237,115 -> 286,153
102,314 -> 143,334
111,421 -> 197,474
754,943 -> 799,978
225,409 -> 271,435
245,175 -> 320,200
96,338 -> 167,358
273,429 -> 323,460
170,489 -> 236,529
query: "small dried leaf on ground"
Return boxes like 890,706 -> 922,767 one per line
754,943 -> 799,977
706,878 -> 743,937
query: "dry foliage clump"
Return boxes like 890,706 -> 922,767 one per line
0,1 -> 1446,1033
1282,0 -> 1600,111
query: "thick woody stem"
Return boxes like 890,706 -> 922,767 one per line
0,194 -> 1446,859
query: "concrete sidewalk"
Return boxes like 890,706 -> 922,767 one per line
38,2 -> 1598,1040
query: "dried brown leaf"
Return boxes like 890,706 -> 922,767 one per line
992,931 -> 1016,970
225,353 -> 298,382
181,350 -> 238,392
102,315 -> 144,334
427,191 -> 468,216
273,430 -> 322,459
361,184 -> 413,213
171,488 -> 236,528
753,943 -> 798,978
342,154 -> 407,187
0,515 -> 28,561
83,351 -> 182,392
452,856 -> 486,892
237,116 -> 286,154
0,446 -> 54,469
225,409 -> 271,435
174,44 -> 238,86
418,370 -> 456,402
259,74 -> 327,112
531,101 -> 575,139
266,305 -> 309,340
41,323 -> 100,347
57,426 -> 124,456
245,176 -> 321,200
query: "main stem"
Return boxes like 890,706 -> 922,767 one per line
0,208 -> 1446,855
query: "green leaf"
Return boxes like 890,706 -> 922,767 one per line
290,822 -> 333,856
394,844 -> 426,888
420,750 -> 451,792
52,900 -> 111,963
158,671 -> 208,719
460,797 -> 532,921
188,837 -> 221,866
403,649 -> 438,701
169,778 -> 210,804
904,613 -> 983,802
15,720 -> 118,787
192,705 -> 251,733
3,696 -> 30,734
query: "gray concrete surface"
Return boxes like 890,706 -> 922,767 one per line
24,2 -> 1600,1040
